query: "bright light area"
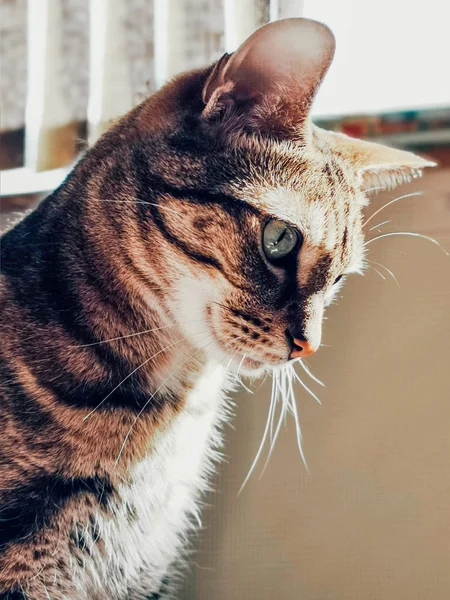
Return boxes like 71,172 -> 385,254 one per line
303,0 -> 450,116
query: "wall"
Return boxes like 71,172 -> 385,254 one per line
184,166 -> 450,599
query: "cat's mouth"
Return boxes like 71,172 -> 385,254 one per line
205,301 -> 293,371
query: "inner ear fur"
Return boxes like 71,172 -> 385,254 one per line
202,18 -> 335,139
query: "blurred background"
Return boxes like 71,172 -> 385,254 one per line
1,1 -> 449,599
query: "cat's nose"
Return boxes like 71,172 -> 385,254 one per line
288,334 -> 318,359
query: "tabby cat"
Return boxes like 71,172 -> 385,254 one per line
0,18 -> 434,600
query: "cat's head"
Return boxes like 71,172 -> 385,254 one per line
129,18 -> 434,375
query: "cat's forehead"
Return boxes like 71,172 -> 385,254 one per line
225,141 -> 364,250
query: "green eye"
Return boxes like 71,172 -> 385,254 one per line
263,219 -> 299,260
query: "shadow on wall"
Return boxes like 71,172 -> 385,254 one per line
183,166 -> 450,600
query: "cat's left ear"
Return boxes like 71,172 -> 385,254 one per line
202,18 -> 335,138
318,129 -> 437,190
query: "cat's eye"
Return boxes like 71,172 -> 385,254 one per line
263,219 -> 299,260
334,275 -> 343,284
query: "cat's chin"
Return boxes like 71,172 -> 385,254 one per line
238,355 -> 289,377
240,356 -> 266,375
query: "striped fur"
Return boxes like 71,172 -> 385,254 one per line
0,18 -> 433,599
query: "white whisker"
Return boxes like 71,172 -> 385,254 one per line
270,373 -> 280,442
84,331 -> 206,421
114,337 -> 214,466
235,355 -> 246,379
364,185 -> 385,194
365,231 -> 449,255
298,360 -> 325,388
237,378 -> 252,394
287,372 -> 309,472
83,356 -> 153,422
224,352 -> 238,381
238,374 -> 277,494
240,360 -> 317,491
259,393 -> 286,479
363,191 -> 423,229
369,265 -> 386,280
71,323 -> 181,348
293,369 -> 322,405
368,219 -> 391,232
234,354 -> 253,394
368,259 -> 400,287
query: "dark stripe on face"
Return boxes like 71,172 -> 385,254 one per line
302,253 -> 333,296
342,225 -> 348,247
331,158 -> 353,194
322,163 -> 335,187
140,198 -> 225,272
341,225 -> 349,263
130,144 -> 253,216
0,591 -> 28,599
130,147 -> 225,271
0,473 -> 114,551
129,145 -> 260,291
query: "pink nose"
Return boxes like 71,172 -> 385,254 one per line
289,337 -> 318,359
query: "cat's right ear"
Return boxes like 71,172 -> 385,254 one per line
201,18 -> 335,139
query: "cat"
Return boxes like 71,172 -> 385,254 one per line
0,18 -> 434,600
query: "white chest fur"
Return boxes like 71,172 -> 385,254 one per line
77,361 -> 232,600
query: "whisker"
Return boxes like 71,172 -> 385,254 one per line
293,369 -> 322,405
234,354 -> 253,394
281,368 -> 290,427
83,331 -> 207,421
368,259 -> 400,287
287,371 -> 309,472
368,219 -> 391,232
235,355 -> 246,379
364,185 -> 385,194
254,372 -> 269,392
212,300 -> 235,314
70,322 -> 182,348
363,191 -> 423,229
369,265 -> 386,280
223,352 -> 238,384
259,374 -> 287,479
241,357 -> 322,491
298,360 -> 325,388
269,371 -> 281,442
365,231 -> 449,255
236,378 -> 253,394
238,375 -> 277,494
113,337 -> 218,467
86,198 -> 181,216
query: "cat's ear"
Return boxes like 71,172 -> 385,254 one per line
202,18 -> 335,138
318,129 -> 437,190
